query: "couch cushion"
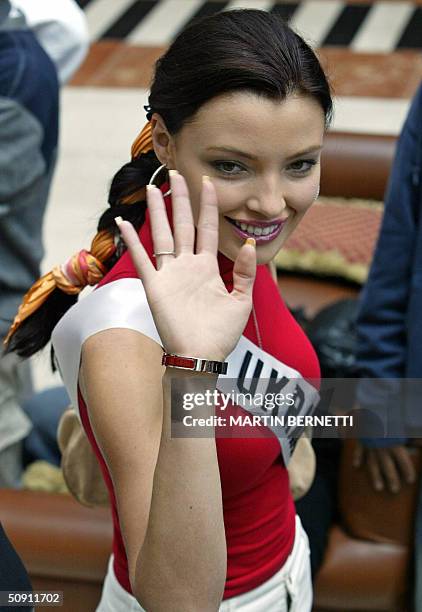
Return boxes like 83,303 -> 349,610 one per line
313,526 -> 409,611
275,197 -> 383,284
0,489 -> 112,582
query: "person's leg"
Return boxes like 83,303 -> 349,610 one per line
0,352 -> 32,487
0,523 -> 33,612
12,0 -> 89,84
22,386 -> 69,466
0,17 -> 59,483
295,438 -> 340,577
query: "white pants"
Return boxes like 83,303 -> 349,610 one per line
96,516 -> 312,612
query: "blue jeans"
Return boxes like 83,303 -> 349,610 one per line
22,386 -> 69,466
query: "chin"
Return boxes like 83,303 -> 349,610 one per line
256,228 -> 294,264
219,241 -> 281,266
256,244 -> 284,265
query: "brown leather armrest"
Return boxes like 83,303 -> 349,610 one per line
0,489 -> 112,582
321,133 -> 396,200
313,525 -> 409,611
339,440 -> 421,546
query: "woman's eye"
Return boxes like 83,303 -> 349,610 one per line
288,159 -> 317,174
213,161 -> 245,175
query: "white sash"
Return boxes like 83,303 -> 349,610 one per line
52,278 -> 319,465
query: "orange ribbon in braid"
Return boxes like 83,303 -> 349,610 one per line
120,121 -> 155,205
4,230 -> 115,345
4,122 -> 154,345
131,120 -> 154,159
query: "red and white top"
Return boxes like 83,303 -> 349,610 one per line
52,192 -> 320,600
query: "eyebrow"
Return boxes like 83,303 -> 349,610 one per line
205,145 -> 323,161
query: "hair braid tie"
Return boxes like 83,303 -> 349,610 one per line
4,231 -> 115,345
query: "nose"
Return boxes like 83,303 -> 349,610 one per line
245,179 -> 286,220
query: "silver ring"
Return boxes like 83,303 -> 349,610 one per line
148,164 -> 171,197
153,251 -> 176,258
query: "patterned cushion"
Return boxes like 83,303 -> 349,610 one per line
275,197 -> 384,285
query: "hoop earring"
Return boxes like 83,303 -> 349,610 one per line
148,164 -> 171,196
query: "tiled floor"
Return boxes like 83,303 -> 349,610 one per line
71,42 -> 163,88
319,49 -> 422,98
78,0 -> 422,51
71,41 -> 422,100
68,0 -> 422,133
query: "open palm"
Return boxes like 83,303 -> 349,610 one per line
116,172 -> 256,361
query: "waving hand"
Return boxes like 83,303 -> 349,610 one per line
116,172 -> 256,361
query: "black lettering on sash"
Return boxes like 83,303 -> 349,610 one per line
237,350 -> 263,396
264,370 -> 289,416
287,384 -> 305,416
285,384 -> 305,436
288,437 -> 296,455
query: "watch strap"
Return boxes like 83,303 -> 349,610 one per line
162,353 -> 228,375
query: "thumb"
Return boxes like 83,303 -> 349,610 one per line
231,238 -> 257,302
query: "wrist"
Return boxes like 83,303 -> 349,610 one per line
162,368 -> 219,426
163,368 -> 218,382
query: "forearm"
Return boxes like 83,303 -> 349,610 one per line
134,369 -> 226,611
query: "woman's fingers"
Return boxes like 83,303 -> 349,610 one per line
115,217 -> 155,284
170,171 -> 195,255
196,177 -> 219,256
149,173 -> 218,258
367,450 -> 384,491
147,184 -> 175,269
392,446 -> 416,485
352,441 -> 364,468
231,238 -> 256,302
376,449 -> 401,493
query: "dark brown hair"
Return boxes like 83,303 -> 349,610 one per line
7,9 -> 332,358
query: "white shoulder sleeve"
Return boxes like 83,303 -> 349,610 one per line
51,278 -> 162,417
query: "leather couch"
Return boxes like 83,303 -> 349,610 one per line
312,441 -> 421,612
2,441 -> 419,612
1,488 -> 110,612
1,131 -> 416,612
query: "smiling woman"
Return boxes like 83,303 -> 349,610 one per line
5,9 -> 332,612
157,92 -> 325,264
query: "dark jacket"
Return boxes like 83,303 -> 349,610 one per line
0,2 -> 59,337
356,83 -> 422,442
